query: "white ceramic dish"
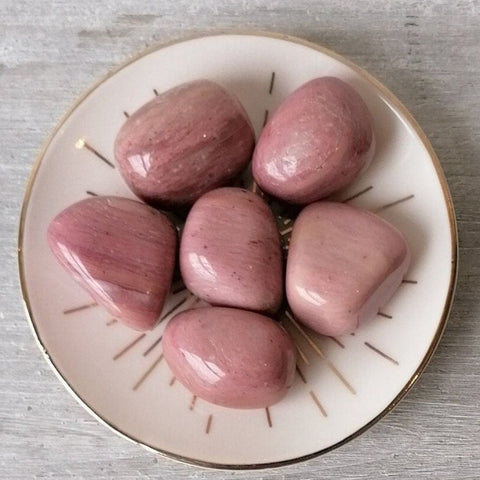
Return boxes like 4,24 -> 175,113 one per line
18,33 -> 457,469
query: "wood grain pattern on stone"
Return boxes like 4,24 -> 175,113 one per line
114,80 -> 255,209
163,307 -> 296,408
180,187 -> 283,313
47,196 -> 177,331
253,77 -> 375,204
287,202 -> 410,336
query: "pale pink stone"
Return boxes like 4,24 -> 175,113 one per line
47,196 -> 177,331
163,307 -> 296,408
253,77 -> 375,204
114,80 -> 255,209
180,188 -> 283,314
286,202 -> 410,335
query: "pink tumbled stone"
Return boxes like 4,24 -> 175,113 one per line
286,202 -> 410,336
114,80 -> 255,209
47,196 -> 177,331
180,187 -> 283,314
163,307 -> 296,408
253,77 -> 375,204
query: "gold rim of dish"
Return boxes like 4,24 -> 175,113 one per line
17,30 -> 459,470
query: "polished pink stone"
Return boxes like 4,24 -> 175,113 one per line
252,77 -> 375,204
286,202 -> 410,336
47,196 -> 177,331
114,80 -> 255,209
180,187 -> 283,314
163,307 -> 296,408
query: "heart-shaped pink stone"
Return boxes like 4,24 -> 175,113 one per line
163,307 -> 296,408
47,196 -> 177,331
286,202 -> 410,336
180,187 -> 283,314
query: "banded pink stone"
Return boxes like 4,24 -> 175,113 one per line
47,196 -> 177,331
253,77 -> 375,204
286,202 -> 410,336
163,307 -> 296,408
180,187 -> 283,314
115,80 -> 255,209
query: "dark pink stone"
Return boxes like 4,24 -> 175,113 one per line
163,307 -> 296,409
286,202 -> 410,336
180,188 -> 283,314
114,80 -> 255,209
252,77 -> 375,204
47,196 -> 177,331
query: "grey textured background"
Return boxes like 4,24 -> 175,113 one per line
1,1 -> 479,478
